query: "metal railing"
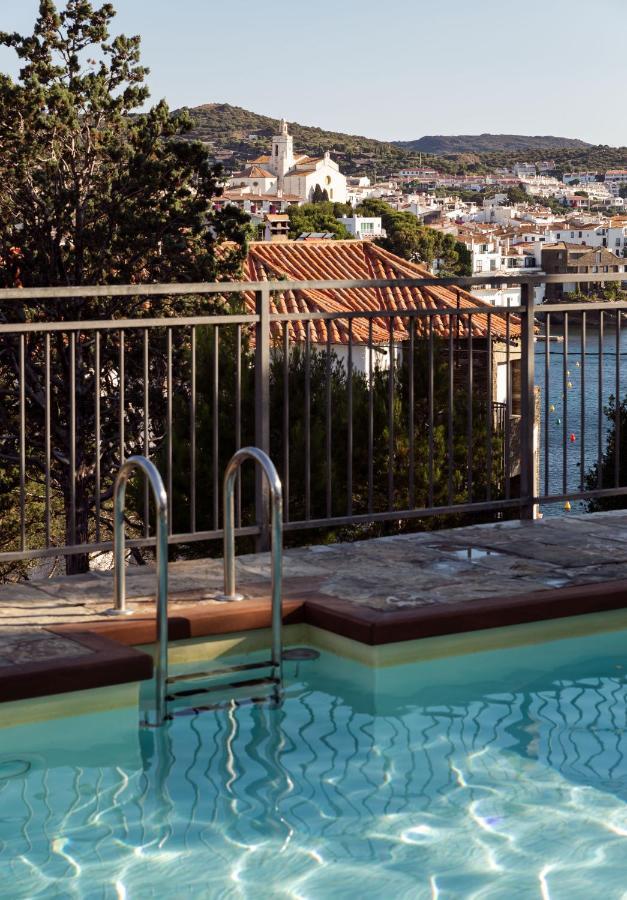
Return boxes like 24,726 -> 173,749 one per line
0,270 -> 625,571
104,456 -> 169,725
216,447 -> 283,686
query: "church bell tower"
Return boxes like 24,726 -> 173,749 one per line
271,119 -> 294,185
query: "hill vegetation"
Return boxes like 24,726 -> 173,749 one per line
178,103 -> 422,176
180,103 -> 627,179
395,134 -> 591,153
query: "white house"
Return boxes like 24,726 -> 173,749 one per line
230,120 -> 347,205
338,216 -> 384,239
605,170 -> 627,197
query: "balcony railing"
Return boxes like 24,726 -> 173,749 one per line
0,270 -> 625,573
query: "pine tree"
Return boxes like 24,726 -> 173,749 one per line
0,1 -> 250,574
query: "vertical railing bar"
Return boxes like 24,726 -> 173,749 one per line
544,313 -> 550,496
368,318 -> 374,513
45,333 -> 52,548
283,323 -> 290,523
597,311 -> 604,490
254,287 -> 271,551
143,328 -> 149,537
118,328 -> 125,467
19,334 -> 26,552
428,315 -> 434,508
235,323 -> 242,528
387,316 -> 394,510
408,315 -> 415,509
190,325 -> 197,533
347,318 -> 353,517
326,325 -> 332,518
94,332 -> 101,543
580,312 -> 586,493
520,282 -> 536,519
563,313 -> 568,495
504,313 -> 511,501
305,323 -> 311,520
70,332 -> 77,548
448,320 -> 454,505
213,325 -> 219,531
615,310 -> 621,488
166,327 -> 172,532
486,313 -> 493,502
467,314 -> 473,503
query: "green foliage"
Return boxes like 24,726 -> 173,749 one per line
357,199 -> 472,275
586,393 -> 627,512
311,184 -> 329,203
287,202 -> 352,239
396,135 -> 592,154
620,185 -> 627,199
177,103 -> 627,181
166,333 -> 507,554
0,1 -> 249,575
506,185 -> 528,204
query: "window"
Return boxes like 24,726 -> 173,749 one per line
475,260 -> 483,272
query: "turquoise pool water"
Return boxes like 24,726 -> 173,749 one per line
2,626 -> 627,899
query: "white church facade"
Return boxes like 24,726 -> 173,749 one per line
228,120 -> 347,205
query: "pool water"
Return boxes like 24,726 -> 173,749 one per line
2,625 -> 627,899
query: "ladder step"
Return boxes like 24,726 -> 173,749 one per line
166,659 -> 274,685
166,675 -> 279,702
172,693 -> 278,717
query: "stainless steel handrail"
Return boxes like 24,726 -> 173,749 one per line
105,456 -> 169,726
217,448 -> 283,686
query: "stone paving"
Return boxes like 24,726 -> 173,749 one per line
4,510 -> 627,665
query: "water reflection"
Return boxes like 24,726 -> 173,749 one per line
1,648 -> 627,894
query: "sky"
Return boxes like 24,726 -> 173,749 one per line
1,0 -> 626,146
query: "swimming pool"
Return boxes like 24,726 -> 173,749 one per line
2,619 -> 627,898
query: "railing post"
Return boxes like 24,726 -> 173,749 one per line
255,287 -> 271,551
520,282 -> 538,520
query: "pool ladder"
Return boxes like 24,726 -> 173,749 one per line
109,448 -> 284,726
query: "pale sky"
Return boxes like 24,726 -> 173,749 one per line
1,0 -> 626,146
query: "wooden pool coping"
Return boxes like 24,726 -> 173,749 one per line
3,576 -> 627,705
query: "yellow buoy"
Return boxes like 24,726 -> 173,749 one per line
567,381 -> 573,389
566,369 -> 571,376
564,500 -> 571,511
550,404 -> 555,413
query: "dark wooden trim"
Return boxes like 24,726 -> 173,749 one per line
3,577 -> 627,704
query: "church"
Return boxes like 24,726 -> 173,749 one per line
228,120 -> 347,205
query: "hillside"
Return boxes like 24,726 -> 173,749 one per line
179,104 -> 627,177
395,134 -> 592,154
177,103 -> 424,176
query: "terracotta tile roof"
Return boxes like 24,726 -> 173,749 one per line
252,154 -> 271,164
233,165 -> 275,179
232,241 -> 521,344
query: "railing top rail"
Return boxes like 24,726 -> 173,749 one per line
0,305 -> 524,335
0,270 -> 624,301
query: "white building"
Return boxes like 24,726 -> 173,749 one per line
229,120 -> 347,205
605,170 -> 627,197
338,216 -> 384,240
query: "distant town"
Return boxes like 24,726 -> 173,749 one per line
207,115 -> 627,307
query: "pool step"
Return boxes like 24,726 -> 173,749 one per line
165,659 -> 273,685
166,675 -> 279,703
